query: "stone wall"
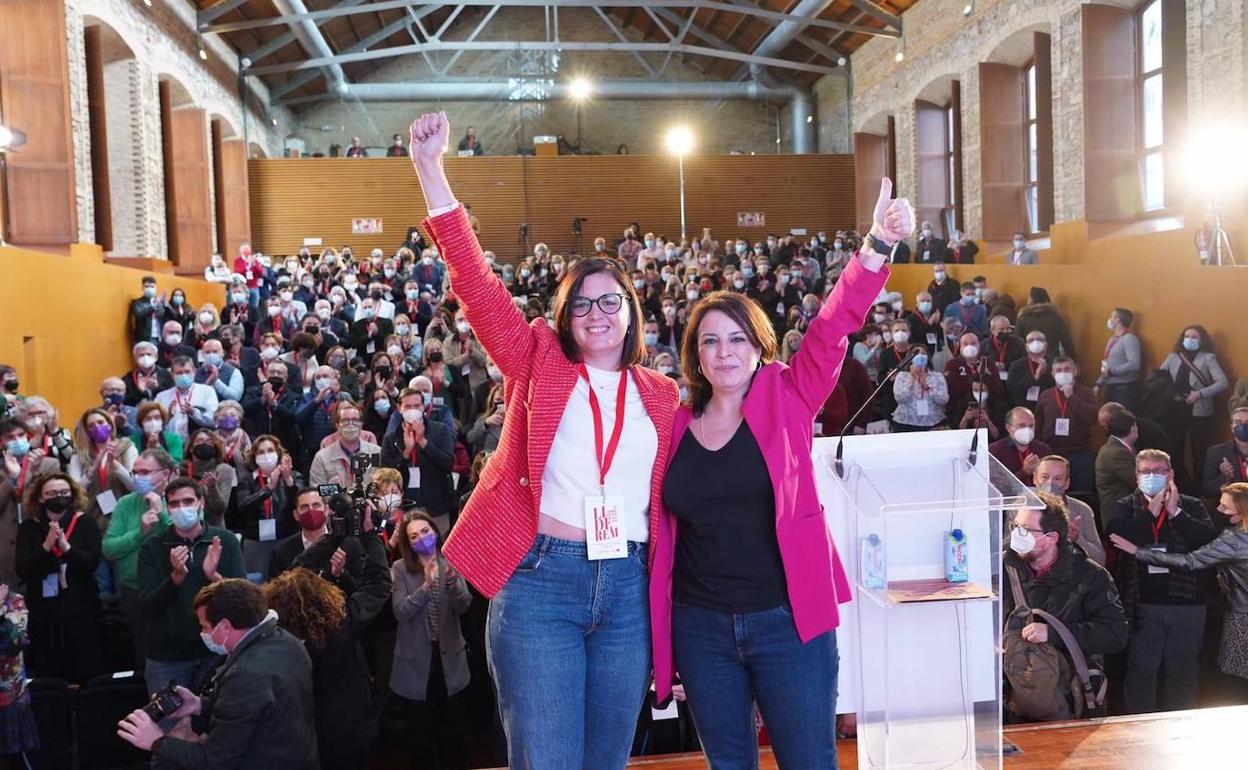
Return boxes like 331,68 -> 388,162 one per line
838,0 -> 1247,239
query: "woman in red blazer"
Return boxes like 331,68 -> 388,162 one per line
409,113 -> 679,770
653,179 -> 913,768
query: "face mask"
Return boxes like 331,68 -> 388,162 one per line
686,290 -> 699,301
882,332 -> 893,344
1138,473 -> 1167,498
218,415 -> 240,432
315,307 -> 332,322
1012,427 -> 1034,446
201,622 -> 229,656
1026,340 -> 1046,354
402,408 -> 423,425
645,239 -> 655,248
232,292 -> 248,305
1234,424 -> 1248,443
192,444 -> 218,462
961,345 -> 979,360
428,351 -> 444,364
315,377 -> 333,391
733,279 -> 745,289
974,288 -> 984,299
422,257 -> 434,266
834,240 -> 843,249
374,400 -> 391,416
203,353 -> 223,367
665,249 -> 678,260
142,419 -> 163,435
893,330 -> 910,344
1182,337 -> 1199,352
143,286 -> 156,299
777,274 -> 790,285
912,354 -> 929,368
890,301 -> 903,313
43,495 -> 73,516
6,438 -> 30,458
104,392 -> 124,407
411,532 -> 438,556
456,321 -> 471,336
260,347 -> 280,361
553,263 -> 564,274
165,334 -> 182,346
267,305 -> 282,318
344,280 -> 358,291
279,291 -> 293,303
1106,318 -> 1117,331
299,507 -> 327,531
197,311 -> 216,325
384,268 -> 396,279
339,423 -> 361,441
1054,371 -> 1074,387
380,493 -> 402,511
934,271 -> 946,282
171,505 -> 200,531
255,452 -> 279,472
960,295 -> 975,306
873,313 -> 887,323
395,322 -> 412,337
135,355 -> 156,373
519,269 -> 531,279
644,333 -> 659,347
918,301 -> 932,314
921,229 -> 932,239
174,373 -> 195,390
88,423 -> 113,443
1013,239 -> 1025,249
1010,526 -> 1036,556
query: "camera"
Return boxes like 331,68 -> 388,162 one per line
318,454 -> 381,538
142,681 -> 184,722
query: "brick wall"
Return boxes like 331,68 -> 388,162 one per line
838,0 -> 1246,239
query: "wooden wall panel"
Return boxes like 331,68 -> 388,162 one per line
853,133 -> 888,235
0,0 -> 77,246
979,62 -> 1027,242
218,139 -> 252,260
247,155 -> 856,260
914,99 -> 949,237
1034,32 -> 1056,232
84,25 -> 112,252
951,80 -> 964,233
163,104 -> 212,272
1082,3 -> 1139,222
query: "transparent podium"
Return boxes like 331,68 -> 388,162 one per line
813,429 -> 1043,770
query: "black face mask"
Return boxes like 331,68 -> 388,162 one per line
996,331 -> 1011,342
370,291 -> 384,300
192,444 -> 218,461
3,380 -> 18,393
376,367 -> 393,380
43,495 -> 73,515
267,377 -> 286,390
428,351 -> 444,364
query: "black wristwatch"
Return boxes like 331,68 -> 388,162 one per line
864,233 -> 895,254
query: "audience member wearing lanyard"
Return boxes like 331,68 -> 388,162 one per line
410,110 -> 679,770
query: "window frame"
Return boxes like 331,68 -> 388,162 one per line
1137,0 -> 1165,214
1021,59 -> 1042,236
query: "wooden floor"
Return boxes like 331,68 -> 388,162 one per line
603,705 -> 1248,769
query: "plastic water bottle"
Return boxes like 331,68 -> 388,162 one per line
945,529 -> 969,583
862,534 -> 885,589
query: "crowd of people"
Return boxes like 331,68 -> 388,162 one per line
0,115 -> 1244,769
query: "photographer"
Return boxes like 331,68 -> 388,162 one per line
117,579 -> 319,769
269,487 -> 364,587
381,388 -> 456,530
264,502 -> 391,770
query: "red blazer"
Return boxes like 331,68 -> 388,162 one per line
423,207 -> 679,597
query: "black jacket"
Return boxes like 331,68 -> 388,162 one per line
123,366 -> 173,407
15,514 -> 102,620
229,469 -> 298,542
914,236 -> 948,264
1106,492 -> 1218,618
379,419 -> 457,517
1003,543 -> 1128,656
269,531 -> 365,589
129,296 -> 163,344
154,616 -> 320,770
242,383 -> 303,462
1202,440 -> 1248,500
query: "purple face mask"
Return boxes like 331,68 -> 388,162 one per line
87,423 -> 113,443
411,533 -> 438,556
218,415 -> 241,433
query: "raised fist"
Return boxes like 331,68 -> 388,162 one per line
409,112 -> 450,167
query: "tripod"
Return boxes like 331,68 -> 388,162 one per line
1207,202 -> 1237,266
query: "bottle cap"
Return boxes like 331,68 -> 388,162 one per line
950,528 -> 965,541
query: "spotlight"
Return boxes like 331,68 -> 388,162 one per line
143,0 -> 152,6
1184,122 -> 1248,197
569,77 -> 593,102
664,126 -> 694,156
0,125 -> 28,152
806,115 -> 813,124
198,48 -> 208,61
963,1 -> 974,16
894,37 -> 905,63
271,117 -> 279,127
837,56 -> 847,67
240,56 -> 252,69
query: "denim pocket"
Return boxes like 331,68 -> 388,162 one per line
514,547 -> 543,573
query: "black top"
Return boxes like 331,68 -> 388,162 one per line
662,421 -> 788,613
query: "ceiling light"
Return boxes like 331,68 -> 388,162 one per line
837,56 -> 847,67
806,115 -> 813,124
198,48 -> 208,61
963,1 -> 975,16
569,77 -> 593,102
665,125 -> 694,156
895,37 -> 905,63
240,56 -> 252,69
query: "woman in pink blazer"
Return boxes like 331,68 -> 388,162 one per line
652,180 -> 913,768
409,114 -> 679,770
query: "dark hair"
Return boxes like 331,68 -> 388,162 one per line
22,472 -> 88,521
959,281 -> 975,292
291,332 -> 316,352
1174,324 -> 1214,355
680,291 -> 777,416
1032,491 -> 1071,542
1114,308 -> 1134,328
552,257 -> 646,369
263,568 -> 345,649
188,428 -> 224,464
973,275 -> 987,284
170,355 -> 194,370
396,509 -> 442,574
296,486 -> 323,504
0,418 -> 30,437
1028,286 -> 1051,304
165,477 -> 204,501
246,434 -> 286,469
142,276 -> 157,285
1106,409 -> 1136,438
195,579 -> 268,629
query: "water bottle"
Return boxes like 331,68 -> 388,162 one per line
861,533 -> 885,589
945,529 -> 969,583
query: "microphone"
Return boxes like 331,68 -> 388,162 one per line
834,346 -> 919,478
968,353 -> 990,466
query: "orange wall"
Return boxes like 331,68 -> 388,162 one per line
0,244 -> 226,423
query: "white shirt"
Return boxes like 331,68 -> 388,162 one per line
540,364 -> 658,542
155,384 -> 219,441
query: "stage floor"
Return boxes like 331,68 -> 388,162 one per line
583,705 -> 1247,769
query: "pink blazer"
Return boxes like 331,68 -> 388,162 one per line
650,257 -> 890,701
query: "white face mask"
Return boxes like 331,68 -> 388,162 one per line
1012,427 -> 1035,446
380,493 -> 402,511
402,408 -> 423,424
1054,371 -> 1074,387
961,345 -> 979,360
1010,526 -> 1036,556
142,419 -> 163,435
255,452 -> 279,472
137,354 -> 156,369
456,321 -> 471,335
892,330 -> 910,344
1026,340 -> 1046,355
199,312 -> 215,324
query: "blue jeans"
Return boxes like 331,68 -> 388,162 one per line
144,655 -> 220,730
673,602 -> 839,770
487,536 -> 650,770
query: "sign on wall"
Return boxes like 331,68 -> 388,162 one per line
351,218 -> 383,235
737,211 -> 766,227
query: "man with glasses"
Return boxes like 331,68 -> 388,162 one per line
102,448 -> 176,668
381,388 -> 456,530
308,401 -> 381,488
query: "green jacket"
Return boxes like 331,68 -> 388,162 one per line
138,522 -> 244,662
101,492 -> 170,589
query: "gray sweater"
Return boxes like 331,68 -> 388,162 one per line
1101,331 -> 1141,385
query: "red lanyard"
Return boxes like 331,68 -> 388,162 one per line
52,514 -> 81,558
174,388 -> 192,415
272,317 -> 282,336
958,305 -> 975,326
1026,357 -> 1042,379
1239,454 -> 1248,481
1054,390 -> 1070,418
96,450 -> 111,490
1151,510 -> 1167,544
256,471 -> 273,520
992,337 -> 1008,364
1017,445 -> 1032,468
15,457 -> 31,495
578,364 -> 629,494
1105,334 -> 1122,358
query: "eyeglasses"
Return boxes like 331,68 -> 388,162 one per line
569,293 -> 626,317
339,419 -> 363,426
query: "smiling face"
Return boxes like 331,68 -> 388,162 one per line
696,310 -> 762,396
569,271 -> 631,363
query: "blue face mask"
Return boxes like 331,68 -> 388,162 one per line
201,621 -> 228,656
644,333 -> 659,347
1182,337 -> 1199,352
170,505 -> 201,531
374,400 -> 391,416
5,438 -> 30,458
1138,473 -> 1167,497
912,354 -> 929,368
960,295 -> 975,306
174,373 -> 195,390
203,353 -> 223,367
735,244 -> 747,255
132,472 -> 161,496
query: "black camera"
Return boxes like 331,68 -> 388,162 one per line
318,453 -> 381,538
142,681 -> 184,722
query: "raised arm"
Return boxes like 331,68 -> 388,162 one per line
783,178 -> 910,414
409,113 -> 536,380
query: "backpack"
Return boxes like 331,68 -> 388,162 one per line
1002,565 -> 1107,722
1138,370 -> 1177,423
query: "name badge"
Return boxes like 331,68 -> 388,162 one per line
97,490 -> 118,515
462,364 -> 471,377
1026,386 -> 1040,402
258,519 -> 277,542
584,496 -> 627,560
433,396 -> 444,407
42,572 -> 60,598
926,332 -> 938,345
999,370 -> 1009,382
1054,417 -> 1071,437
1147,544 -> 1169,574
916,399 -> 930,417
775,302 -> 784,315
366,341 -> 376,354
408,467 -> 422,489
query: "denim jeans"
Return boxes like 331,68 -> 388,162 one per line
673,602 -> 839,770
487,536 -> 650,770
144,656 -> 220,730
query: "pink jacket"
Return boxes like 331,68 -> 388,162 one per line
650,257 -> 890,701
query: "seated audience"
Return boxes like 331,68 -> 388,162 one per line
990,407 -> 1052,487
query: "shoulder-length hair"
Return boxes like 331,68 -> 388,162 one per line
1174,324 -> 1215,355
552,257 -> 646,369
395,509 -> 443,574
262,568 -> 346,649
23,472 -> 89,522
679,290 -> 778,416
